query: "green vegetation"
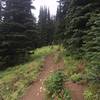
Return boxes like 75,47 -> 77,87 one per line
84,89 -> 94,100
53,46 -> 100,100
0,0 -> 37,68
64,56 -> 80,76
57,50 -> 85,83
84,84 -> 100,100
56,0 -> 100,99
0,46 -> 58,100
38,6 -> 55,46
70,73 -> 83,83
0,0 -> 99,99
44,71 -> 71,100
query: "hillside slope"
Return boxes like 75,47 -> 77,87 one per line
0,46 -> 58,100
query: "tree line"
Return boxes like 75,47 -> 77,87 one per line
38,6 -> 55,46
0,0 -> 36,69
56,0 -> 100,85
0,0 -> 55,69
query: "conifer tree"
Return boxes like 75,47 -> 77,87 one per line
55,0 -> 70,43
56,0 -> 100,98
83,13 -> 100,83
0,0 -> 37,68
63,0 -> 100,55
0,0 -> 1,21
38,6 -> 55,46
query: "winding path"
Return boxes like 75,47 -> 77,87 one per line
21,54 -> 64,100
21,54 -> 85,100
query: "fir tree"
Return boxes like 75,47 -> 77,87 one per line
0,0 -> 37,69
63,0 -> 100,55
38,6 -> 55,46
55,0 -> 70,44
83,13 -> 100,83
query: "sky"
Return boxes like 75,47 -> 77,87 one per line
32,0 -> 58,19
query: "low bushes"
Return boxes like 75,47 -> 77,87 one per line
44,71 -> 71,100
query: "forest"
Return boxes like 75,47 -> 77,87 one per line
0,0 -> 100,100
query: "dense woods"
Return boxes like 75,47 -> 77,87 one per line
56,0 -> 100,99
0,0 -> 55,69
0,0 -> 100,99
0,0 -> 37,69
56,0 -> 100,83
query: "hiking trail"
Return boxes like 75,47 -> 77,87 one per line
21,54 -> 85,100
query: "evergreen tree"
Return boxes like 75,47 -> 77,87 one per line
55,0 -> 70,43
0,0 -> 1,21
83,13 -> 100,83
38,6 -> 55,46
63,0 -> 100,55
60,0 -> 100,86
0,0 -> 37,69
56,0 -> 100,98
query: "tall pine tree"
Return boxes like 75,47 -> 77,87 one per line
55,0 -> 70,43
38,6 -> 55,46
63,0 -> 100,55
0,0 -> 37,69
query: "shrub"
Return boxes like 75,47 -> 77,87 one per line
84,90 -> 94,100
70,73 -> 83,83
44,71 -> 71,100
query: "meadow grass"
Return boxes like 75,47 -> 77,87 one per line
0,45 -> 58,100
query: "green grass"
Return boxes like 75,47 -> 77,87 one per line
64,56 -> 79,75
44,70 -> 71,100
53,47 -> 86,83
84,83 -> 100,100
54,48 -> 83,76
0,45 -> 59,100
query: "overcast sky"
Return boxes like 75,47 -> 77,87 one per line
32,0 -> 58,19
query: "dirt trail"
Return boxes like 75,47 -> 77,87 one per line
21,54 -> 64,100
65,82 -> 85,100
21,54 -> 85,100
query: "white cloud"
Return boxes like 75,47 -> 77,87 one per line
32,0 -> 58,19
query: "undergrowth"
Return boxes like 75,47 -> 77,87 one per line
54,47 -> 86,83
0,45 -> 99,100
0,45 -> 58,100
44,71 -> 71,100
45,46 -> 99,100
